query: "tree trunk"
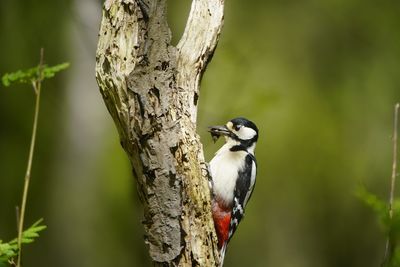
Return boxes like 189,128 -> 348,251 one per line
95,0 -> 224,266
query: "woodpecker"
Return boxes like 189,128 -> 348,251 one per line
208,117 -> 258,264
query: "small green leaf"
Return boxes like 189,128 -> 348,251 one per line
23,232 -> 39,238
21,238 -> 34,244
2,62 -> 70,87
2,67 -> 38,87
42,62 -> 70,79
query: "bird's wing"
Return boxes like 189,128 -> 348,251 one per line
228,154 -> 257,241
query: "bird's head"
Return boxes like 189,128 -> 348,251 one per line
208,117 -> 259,152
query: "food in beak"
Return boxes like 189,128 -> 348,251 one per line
208,125 -> 230,143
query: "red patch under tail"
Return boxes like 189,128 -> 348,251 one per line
212,199 -> 231,249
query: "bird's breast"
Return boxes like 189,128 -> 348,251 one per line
210,149 -> 247,205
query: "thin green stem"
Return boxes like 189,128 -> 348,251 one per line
16,48 -> 44,267
389,103 -> 399,219
16,81 -> 41,267
382,103 -> 400,266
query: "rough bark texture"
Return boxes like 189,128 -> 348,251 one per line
95,0 -> 224,266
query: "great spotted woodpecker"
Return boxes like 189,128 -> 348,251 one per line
208,117 -> 258,264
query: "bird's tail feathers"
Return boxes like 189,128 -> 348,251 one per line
219,242 -> 227,267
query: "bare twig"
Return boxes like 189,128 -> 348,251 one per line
16,48 -> 44,267
383,102 -> 400,266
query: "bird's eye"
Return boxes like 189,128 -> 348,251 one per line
234,125 -> 242,131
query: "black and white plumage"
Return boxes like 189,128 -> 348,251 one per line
208,117 -> 258,265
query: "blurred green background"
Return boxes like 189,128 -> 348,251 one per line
1,0 -> 400,266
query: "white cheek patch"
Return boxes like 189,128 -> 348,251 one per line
238,127 -> 257,140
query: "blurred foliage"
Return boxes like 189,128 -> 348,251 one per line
357,187 -> 400,267
2,62 -> 70,87
0,219 -> 46,266
1,0 -> 400,267
356,187 -> 388,230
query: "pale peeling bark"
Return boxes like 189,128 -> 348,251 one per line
95,0 -> 224,266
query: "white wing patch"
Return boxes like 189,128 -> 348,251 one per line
232,197 -> 244,214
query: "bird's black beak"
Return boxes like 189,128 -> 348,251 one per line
208,125 -> 231,143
